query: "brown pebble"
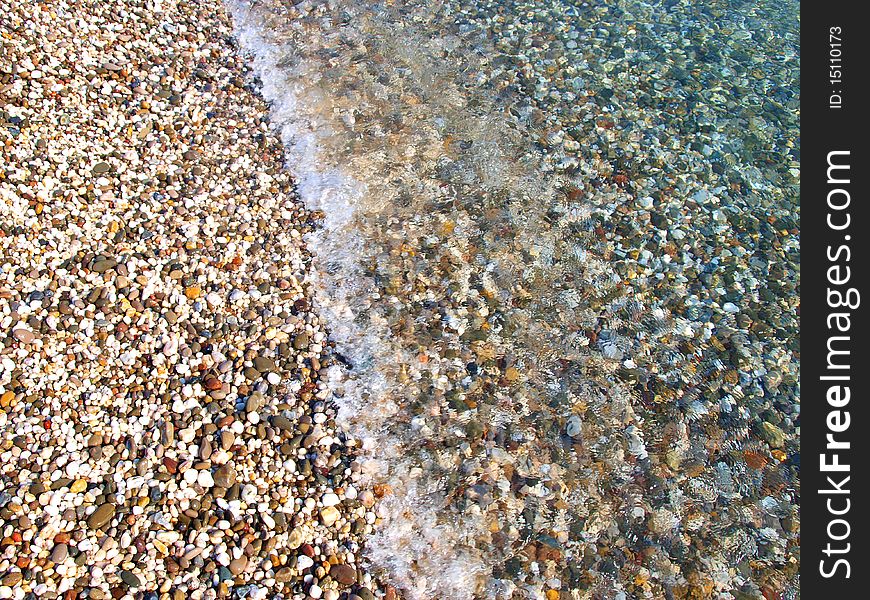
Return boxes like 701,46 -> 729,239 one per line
229,555 -> 248,576
213,465 -> 237,488
51,543 -> 69,563
12,328 -> 36,343
329,563 -> 358,585
87,503 -> 115,530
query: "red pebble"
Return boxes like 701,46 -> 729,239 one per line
204,377 -> 222,391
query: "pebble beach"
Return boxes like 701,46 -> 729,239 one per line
0,1 -> 381,599
2,0 -> 800,599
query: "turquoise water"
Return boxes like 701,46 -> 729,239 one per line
228,0 -> 799,597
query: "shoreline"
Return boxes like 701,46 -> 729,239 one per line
220,0 -> 799,598
2,0 -> 802,598
0,1 -> 379,599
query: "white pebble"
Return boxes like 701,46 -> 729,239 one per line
197,470 -> 215,488
321,493 -> 340,507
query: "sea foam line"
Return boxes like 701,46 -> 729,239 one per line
225,2 -> 492,597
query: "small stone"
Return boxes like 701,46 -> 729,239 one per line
153,539 -> 168,555
321,493 -> 340,507
246,392 -> 263,413
51,543 -> 69,563
253,356 -> 277,373
12,328 -> 35,344
566,415 -> 582,438
358,490 -> 375,508
163,457 -> 178,474
87,503 -> 115,529
320,506 -> 340,527
200,438 -> 213,460
213,465 -> 236,488
229,556 -> 248,576
293,333 -> 309,350
759,422 -> 786,448
287,528 -> 304,549
272,415 -> 294,432
203,376 -> 222,391
119,570 -> 141,587
329,563 -> 357,585
161,422 -> 174,445
91,258 -> 118,273
197,469 -> 215,488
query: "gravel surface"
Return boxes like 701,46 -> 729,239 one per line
0,1 -> 383,599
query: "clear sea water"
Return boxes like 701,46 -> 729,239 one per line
227,0 -> 799,597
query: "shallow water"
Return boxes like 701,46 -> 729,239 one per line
227,0 -> 799,597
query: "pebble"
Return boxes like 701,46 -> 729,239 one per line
320,506 -> 341,527
214,465 -> 237,488
11,326 -> 34,343
229,556 -> 248,576
197,470 -> 215,488
321,493 -> 340,507
330,563 -> 357,585
565,415 -> 582,438
120,571 -> 142,587
87,504 -> 115,530
51,543 -> 69,564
